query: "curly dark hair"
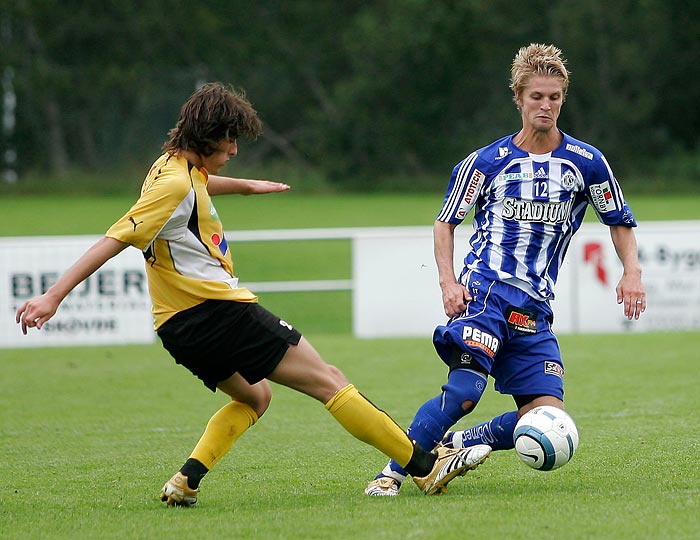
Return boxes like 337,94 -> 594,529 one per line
163,83 -> 263,156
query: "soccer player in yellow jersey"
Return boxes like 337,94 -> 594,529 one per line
15,83 -> 490,505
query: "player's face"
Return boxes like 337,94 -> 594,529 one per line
201,139 -> 238,174
516,76 -> 564,133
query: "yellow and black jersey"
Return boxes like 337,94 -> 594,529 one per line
106,153 -> 257,329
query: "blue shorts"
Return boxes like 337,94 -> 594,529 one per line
433,270 -> 564,400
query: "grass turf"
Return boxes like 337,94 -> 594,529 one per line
1,332 -> 698,540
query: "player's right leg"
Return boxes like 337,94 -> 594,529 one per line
267,337 -> 488,492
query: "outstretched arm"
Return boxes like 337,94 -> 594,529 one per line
434,220 -> 471,318
610,225 -> 645,320
15,236 -> 129,334
207,175 -> 291,196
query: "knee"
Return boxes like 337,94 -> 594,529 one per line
245,380 -> 273,418
461,400 -> 476,414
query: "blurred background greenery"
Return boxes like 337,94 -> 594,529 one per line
1,0 -> 699,196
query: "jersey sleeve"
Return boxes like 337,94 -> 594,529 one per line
436,152 -> 486,224
584,154 -> 637,227
105,167 -> 191,251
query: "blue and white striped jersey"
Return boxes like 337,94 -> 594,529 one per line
437,131 -> 637,300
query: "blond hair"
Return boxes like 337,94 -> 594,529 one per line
510,43 -> 570,103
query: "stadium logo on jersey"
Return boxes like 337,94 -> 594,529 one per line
589,181 -> 616,213
461,326 -> 500,357
560,170 -> 578,190
534,167 -> 548,179
566,143 -> 593,160
544,361 -> 564,378
505,306 -> 537,334
502,197 -> 573,223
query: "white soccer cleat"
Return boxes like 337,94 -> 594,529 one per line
160,472 -> 199,507
364,476 -> 401,497
413,444 -> 491,495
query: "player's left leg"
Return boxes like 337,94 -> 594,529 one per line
161,374 -> 271,506
445,314 -> 566,452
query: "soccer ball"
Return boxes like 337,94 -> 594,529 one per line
513,406 -> 579,471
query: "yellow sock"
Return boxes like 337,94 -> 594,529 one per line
189,401 -> 258,470
325,384 -> 414,468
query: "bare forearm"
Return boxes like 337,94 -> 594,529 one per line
610,226 -> 641,277
46,237 -> 129,301
434,220 -> 458,286
16,236 -> 129,333
207,175 -> 290,196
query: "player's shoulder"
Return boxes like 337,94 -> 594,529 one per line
453,134 -> 515,175
556,132 -> 605,164
140,154 -> 192,198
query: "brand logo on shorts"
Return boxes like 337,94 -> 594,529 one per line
279,320 -> 293,331
461,326 -> 500,357
544,361 -> 563,378
506,306 -> 537,334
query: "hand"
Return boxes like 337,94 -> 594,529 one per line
244,179 -> 291,195
616,274 -> 646,320
15,294 -> 60,335
441,282 -> 472,318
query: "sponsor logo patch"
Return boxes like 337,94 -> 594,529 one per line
455,169 -> 485,219
505,306 -> 537,334
461,326 -> 500,357
544,361 -> 564,378
589,181 -> 616,213
502,197 -> 573,223
566,143 -> 593,160
499,172 -> 533,182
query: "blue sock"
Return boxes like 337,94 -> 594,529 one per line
380,369 -> 487,480
448,411 -> 518,451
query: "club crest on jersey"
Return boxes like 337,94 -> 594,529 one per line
589,181 -> 616,213
505,306 -> 537,334
561,169 -> 578,190
544,361 -> 564,378
461,326 -> 500,357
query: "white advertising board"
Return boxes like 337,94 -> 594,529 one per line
0,236 -> 154,348
2,222 -> 698,348
352,221 -> 700,338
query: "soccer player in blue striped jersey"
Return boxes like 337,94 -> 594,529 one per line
365,43 -> 646,496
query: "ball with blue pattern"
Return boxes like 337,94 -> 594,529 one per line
513,406 -> 579,471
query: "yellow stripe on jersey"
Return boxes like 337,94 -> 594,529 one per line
106,153 -> 257,329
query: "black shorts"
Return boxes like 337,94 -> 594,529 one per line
157,300 -> 302,392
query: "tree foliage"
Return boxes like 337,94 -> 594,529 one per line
2,0 -> 698,190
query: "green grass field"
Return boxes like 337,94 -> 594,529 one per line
1,333 -> 698,540
2,193 -> 699,539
